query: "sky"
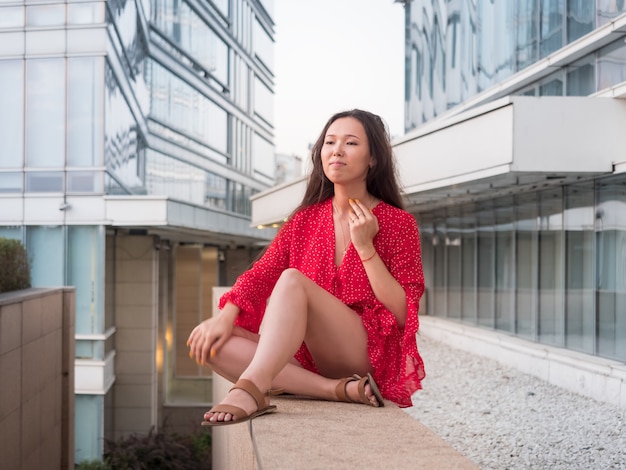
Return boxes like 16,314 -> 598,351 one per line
272,0 -> 405,158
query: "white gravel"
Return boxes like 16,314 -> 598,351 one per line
404,334 -> 626,469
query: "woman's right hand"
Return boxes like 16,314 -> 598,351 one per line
187,302 -> 239,365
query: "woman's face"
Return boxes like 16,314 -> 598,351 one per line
321,117 -> 373,185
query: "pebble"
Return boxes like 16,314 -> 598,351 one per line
404,334 -> 626,469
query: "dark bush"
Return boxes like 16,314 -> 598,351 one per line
102,428 -> 212,469
0,237 -> 31,293
76,460 -> 110,470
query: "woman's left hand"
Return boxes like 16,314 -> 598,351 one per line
348,198 -> 379,257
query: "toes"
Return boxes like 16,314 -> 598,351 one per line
364,383 -> 380,407
204,411 -> 234,422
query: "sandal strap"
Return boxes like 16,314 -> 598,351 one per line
335,374 -> 362,403
206,404 -> 248,420
357,376 -> 370,404
230,379 -> 265,409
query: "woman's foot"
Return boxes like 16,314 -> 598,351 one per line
202,378 -> 276,426
204,388 -> 261,423
335,374 -> 384,407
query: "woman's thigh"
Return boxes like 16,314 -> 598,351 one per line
267,269 -> 372,378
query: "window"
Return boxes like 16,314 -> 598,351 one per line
26,59 -> 65,167
0,60 -> 23,168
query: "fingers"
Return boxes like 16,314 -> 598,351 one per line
348,198 -> 370,222
187,326 -> 215,366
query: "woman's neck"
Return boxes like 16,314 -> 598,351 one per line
332,188 -> 371,214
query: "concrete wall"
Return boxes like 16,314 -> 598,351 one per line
0,287 -> 75,470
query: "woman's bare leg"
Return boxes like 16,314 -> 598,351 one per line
205,268 -> 379,422
208,332 -> 343,400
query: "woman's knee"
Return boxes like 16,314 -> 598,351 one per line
275,268 -> 307,290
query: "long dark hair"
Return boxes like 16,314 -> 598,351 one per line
293,109 -> 405,216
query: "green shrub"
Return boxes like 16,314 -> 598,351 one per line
103,428 -> 212,469
0,237 -> 31,293
76,460 -> 111,470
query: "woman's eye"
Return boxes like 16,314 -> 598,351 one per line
325,140 -> 334,145
347,141 -> 357,145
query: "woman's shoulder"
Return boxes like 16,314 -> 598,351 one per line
290,199 -> 330,222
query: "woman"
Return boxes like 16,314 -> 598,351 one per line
187,109 -> 425,426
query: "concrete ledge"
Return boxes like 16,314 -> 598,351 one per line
211,376 -> 478,469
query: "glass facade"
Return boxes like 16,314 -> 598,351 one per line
0,0 -> 275,462
405,0 -> 626,130
405,1 -> 626,367
419,175 -> 626,362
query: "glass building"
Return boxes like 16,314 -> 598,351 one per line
398,1 -> 626,362
0,0 -> 276,462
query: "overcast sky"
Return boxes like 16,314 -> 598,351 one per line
273,0 -> 405,158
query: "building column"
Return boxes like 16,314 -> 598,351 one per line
112,234 -> 159,438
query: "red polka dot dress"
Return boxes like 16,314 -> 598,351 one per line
219,197 -> 425,407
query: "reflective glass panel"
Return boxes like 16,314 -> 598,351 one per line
446,209 -> 462,319
253,18 -> 273,71
229,181 -> 252,216
205,172 -> 227,210
151,0 -> 229,85
539,71 -> 564,95
515,0 -> 538,71
0,6 -> 24,28
252,133 -> 274,179
596,176 -> 626,360
0,60 -> 24,168
26,171 -> 64,192
213,0 -> 229,17
27,225 -> 64,287
597,0 -> 626,26
26,4 -> 65,26
68,2 -> 105,24
567,0 -> 594,42
460,206 -> 476,323
235,56 -> 249,110
67,171 -> 101,193
433,220 -> 446,317
477,0 -> 496,91
515,193 -> 538,339
540,0 -> 564,58
26,59 -> 65,167
149,61 -> 228,154
68,57 -> 104,166
145,150 -> 228,209
69,226 -> 105,336
74,395 -> 104,462
477,203 -> 495,327
538,189 -> 564,346
0,172 -> 23,192
253,76 -> 273,125
495,200 -> 514,332
566,57 -> 594,95
597,39 -> 626,90
564,182 -> 595,354
105,63 -> 144,191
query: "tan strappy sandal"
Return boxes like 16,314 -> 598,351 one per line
335,373 -> 384,407
201,378 -> 279,426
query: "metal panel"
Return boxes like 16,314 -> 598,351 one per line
250,177 -> 306,227
512,97 -> 626,173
